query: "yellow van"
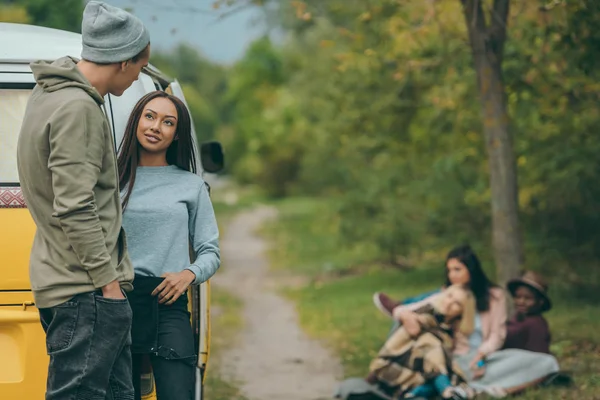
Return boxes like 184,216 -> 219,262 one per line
0,22 -> 222,400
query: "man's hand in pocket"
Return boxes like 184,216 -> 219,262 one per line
101,279 -> 125,299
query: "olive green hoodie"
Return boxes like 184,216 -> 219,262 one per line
17,56 -> 133,308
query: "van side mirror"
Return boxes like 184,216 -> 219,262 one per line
200,141 -> 224,173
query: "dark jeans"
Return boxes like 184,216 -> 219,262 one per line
39,291 -> 134,400
410,374 -> 453,397
130,301 -> 196,400
132,354 -> 195,400
129,277 -> 196,400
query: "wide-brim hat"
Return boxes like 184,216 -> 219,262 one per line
507,271 -> 552,312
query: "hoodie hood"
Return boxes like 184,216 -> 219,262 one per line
30,56 -> 104,105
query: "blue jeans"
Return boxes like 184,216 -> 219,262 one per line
39,291 -> 134,400
402,288 -> 442,305
410,375 -> 452,397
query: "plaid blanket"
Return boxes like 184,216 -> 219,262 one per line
368,305 -> 468,399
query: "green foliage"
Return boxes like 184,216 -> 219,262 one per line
0,3 -> 30,23
0,0 -> 83,32
218,37 -> 305,195
501,0 -> 600,272
8,0 -> 600,280
221,0 -> 600,280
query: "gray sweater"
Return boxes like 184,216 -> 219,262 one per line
121,165 -> 220,284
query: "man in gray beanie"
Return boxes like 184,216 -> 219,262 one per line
17,2 -> 150,399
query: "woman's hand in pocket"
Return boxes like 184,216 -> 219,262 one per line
152,270 -> 196,305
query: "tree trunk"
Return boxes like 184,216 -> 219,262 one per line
461,0 -> 522,285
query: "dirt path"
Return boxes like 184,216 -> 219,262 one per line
211,206 -> 343,400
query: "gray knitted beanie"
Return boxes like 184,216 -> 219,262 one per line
81,1 -> 150,63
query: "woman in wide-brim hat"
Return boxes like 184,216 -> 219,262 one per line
507,270 -> 552,315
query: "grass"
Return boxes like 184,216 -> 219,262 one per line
260,196 -> 386,276
262,196 -> 600,400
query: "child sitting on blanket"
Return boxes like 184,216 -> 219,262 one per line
366,284 -> 476,400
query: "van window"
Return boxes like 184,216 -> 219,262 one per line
0,89 -> 32,184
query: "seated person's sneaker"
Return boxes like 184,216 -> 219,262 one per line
373,292 -> 400,317
542,371 -> 573,387
442,385 -> 476,400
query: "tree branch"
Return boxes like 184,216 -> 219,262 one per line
214,2 -> 254,21
206,0 -> 265,26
